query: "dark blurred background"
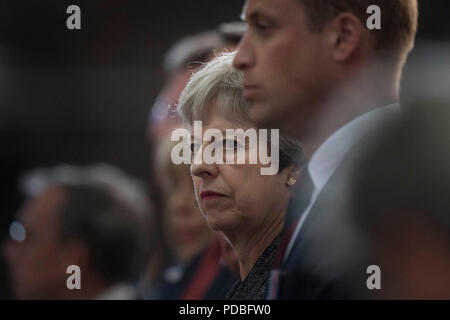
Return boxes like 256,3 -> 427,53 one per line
0,0 -> 244,299
0,0 -> 448,299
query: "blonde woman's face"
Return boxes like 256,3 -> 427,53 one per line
190,111 -> 293,239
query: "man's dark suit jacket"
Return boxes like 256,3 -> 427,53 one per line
277,109 -> 402,299
278,103 -> 450,299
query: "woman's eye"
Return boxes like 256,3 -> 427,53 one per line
190,143 -> 201,157
224,139 -> 239,151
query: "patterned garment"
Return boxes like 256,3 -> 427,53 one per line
225,235 -> 281,300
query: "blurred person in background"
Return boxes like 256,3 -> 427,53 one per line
144,23 -> 246,299
178,52 -> 306,299
233,0 -> 419,299
147,30 -> 223,143
143,28 -> 224,297
147,22 -> 246,144
2,164 -> 152,300
155,140 -> 212,264
143,138 -> 237,299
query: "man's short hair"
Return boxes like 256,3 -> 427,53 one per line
296,0 -> 418,62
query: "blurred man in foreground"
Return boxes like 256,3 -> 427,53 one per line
347,47 -> 450,299
350,104 -> 450,299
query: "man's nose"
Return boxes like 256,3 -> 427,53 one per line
232,33 -> 254,70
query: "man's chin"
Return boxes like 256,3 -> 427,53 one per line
249,101 -> 286,131
249,101 -> 303,139
249,101 -> 276,128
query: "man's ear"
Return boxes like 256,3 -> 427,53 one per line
327,12 -> 365,62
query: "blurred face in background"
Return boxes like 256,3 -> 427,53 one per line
147,69 -> 192,143
233,0 -> 333,138
163,164 -> 212,263
2,187 -> 70,299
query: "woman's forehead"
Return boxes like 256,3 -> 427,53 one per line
197,102 -> 251,125
191,115 -> 254,138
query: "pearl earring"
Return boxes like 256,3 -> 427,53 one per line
286,176 -> 297,186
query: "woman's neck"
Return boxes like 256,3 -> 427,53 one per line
227,211 -> 285,281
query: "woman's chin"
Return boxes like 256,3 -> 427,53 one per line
207,220 -> 224,232
207,216 -> 239,234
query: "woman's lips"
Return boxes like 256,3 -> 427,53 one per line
200,190 -> 226,200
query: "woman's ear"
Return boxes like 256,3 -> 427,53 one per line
285,165 -> 302,187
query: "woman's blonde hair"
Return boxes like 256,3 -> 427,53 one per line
178,51 -> 250,126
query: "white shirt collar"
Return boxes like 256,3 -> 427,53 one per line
308,103 -> 400,195
284,104 -> 401,260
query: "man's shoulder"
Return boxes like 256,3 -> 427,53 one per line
278,115 -> 401,299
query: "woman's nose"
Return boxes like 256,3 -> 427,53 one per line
190,142 -> 218,178
191,160 -> 219,179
